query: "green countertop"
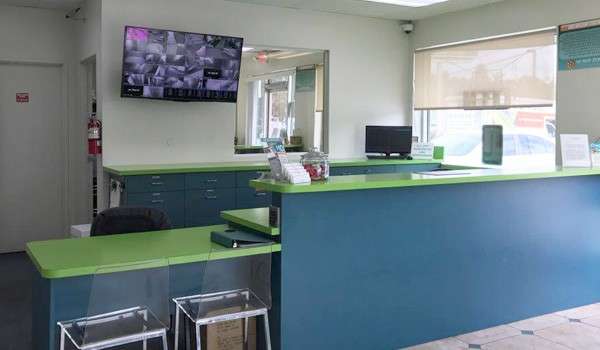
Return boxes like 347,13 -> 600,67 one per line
104,159 -> 442,176
26,225 -> 281,279
250,167 -> 600,194
221,208 -> 280,236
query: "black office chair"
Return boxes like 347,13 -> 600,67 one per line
91,207 -> 172,237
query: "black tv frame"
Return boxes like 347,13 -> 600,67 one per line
120,25 -> 244,103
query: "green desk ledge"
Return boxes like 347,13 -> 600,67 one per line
250,167 -> 600,194
221,208 -> 280,236
26,225 -> 281,279
104,159 -> 442,176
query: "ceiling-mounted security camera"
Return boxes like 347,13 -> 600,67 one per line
65,7 -> 85,21
401,21 -> 414,34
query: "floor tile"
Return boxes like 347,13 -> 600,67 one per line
580,314 -> 600,329
536,322 -> 600,349
482,334 -> 570,350
555,303 -> 600,320
457,325 -> 521,346
404,337 -> 468,350
509,313 -> 568,332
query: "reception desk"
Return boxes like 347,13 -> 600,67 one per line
29,165 -> 600,349
27,225 -> 281,350
251,167 -> 600,349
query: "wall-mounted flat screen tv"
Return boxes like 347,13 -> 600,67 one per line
121,25 -> 243,102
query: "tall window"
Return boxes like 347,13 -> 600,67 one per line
413,30 -> 557,168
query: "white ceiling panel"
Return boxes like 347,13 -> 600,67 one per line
225,0 -> 505,20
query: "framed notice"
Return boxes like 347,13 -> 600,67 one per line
559,19 -> 600,71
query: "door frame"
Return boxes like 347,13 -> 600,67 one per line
0,59 -> 70,238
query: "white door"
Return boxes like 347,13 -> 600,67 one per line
0,63 -> 66,253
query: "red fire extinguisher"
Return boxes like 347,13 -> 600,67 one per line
88,114 -> 102,155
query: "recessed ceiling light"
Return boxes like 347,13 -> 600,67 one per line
363,0 -> 449,7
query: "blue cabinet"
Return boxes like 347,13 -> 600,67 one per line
126,174 -> 185,193
114,162 -> 441,229
186,172 -> 236,190
126,191 -> 185,228
185,188 -> 236,226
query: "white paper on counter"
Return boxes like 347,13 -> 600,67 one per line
561,134 -> 591,168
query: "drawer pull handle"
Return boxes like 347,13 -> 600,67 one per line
206,179 -> 218,183
151,182 -> 164,186
151,200 -> 164,204
255,192 -> 268,197
205,196 -> 218,200
151,176 -> 161,180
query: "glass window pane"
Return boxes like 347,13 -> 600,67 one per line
428,107 -> 556,168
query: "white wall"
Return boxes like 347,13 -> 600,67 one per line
413,0 -> 600,163
0,5 -> 90,228
100,0 -> 413,165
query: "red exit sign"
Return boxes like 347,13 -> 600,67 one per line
16,93 -> 29,103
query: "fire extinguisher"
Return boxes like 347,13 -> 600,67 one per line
88,114 -> 102,155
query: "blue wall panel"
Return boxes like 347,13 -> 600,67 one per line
279,177 -> 600,349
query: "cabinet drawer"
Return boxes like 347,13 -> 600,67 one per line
126,191 -> 185,228
186,173 -> 236,190
185,188 -> 236,222
236,188 -> 272,209
330,166 -> 367,176
236,171 -> 267,188
125,174 -> 185,193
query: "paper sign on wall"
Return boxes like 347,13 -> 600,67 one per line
411,143 -> 434,160
561,134 -> 591,168
16,93 -> 29,103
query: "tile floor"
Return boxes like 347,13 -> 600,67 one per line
405,303 -> 600,350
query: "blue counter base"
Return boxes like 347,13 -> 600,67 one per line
278,176 -> 600,349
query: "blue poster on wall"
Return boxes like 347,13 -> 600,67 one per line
559,19 -> 600,71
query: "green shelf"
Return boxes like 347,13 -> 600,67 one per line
26,225 -> 281,279
222,208 -> 280,236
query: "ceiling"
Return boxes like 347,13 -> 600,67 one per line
0,0 -> 81,10
225,0 -> 505,20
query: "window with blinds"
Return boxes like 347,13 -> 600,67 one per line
414,30 -> 557,110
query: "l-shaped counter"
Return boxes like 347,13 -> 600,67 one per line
27,159 -> 600,349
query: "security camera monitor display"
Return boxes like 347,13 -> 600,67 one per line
121,26 -> 243,102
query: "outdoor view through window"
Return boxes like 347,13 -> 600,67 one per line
414,30 -> 556,168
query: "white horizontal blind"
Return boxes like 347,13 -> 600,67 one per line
414,30 -> 556,110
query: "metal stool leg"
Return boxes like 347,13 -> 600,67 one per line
162,330 -> 169,350
174,306 -> 180,350
195,323 -> 202,350
244,317 -> 249,343
263,313 -> 272,350
59,328 -> 65,350
143,309 -> 148,350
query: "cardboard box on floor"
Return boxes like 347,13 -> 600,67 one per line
203,307 -> 257,350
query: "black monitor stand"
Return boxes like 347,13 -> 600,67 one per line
367,153 -> 413,160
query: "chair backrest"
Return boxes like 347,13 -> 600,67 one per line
201,241 -> 274,309
82,260 -> 170,346
91,207 -> 172,237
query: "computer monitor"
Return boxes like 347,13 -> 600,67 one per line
365,126 -> 413,157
